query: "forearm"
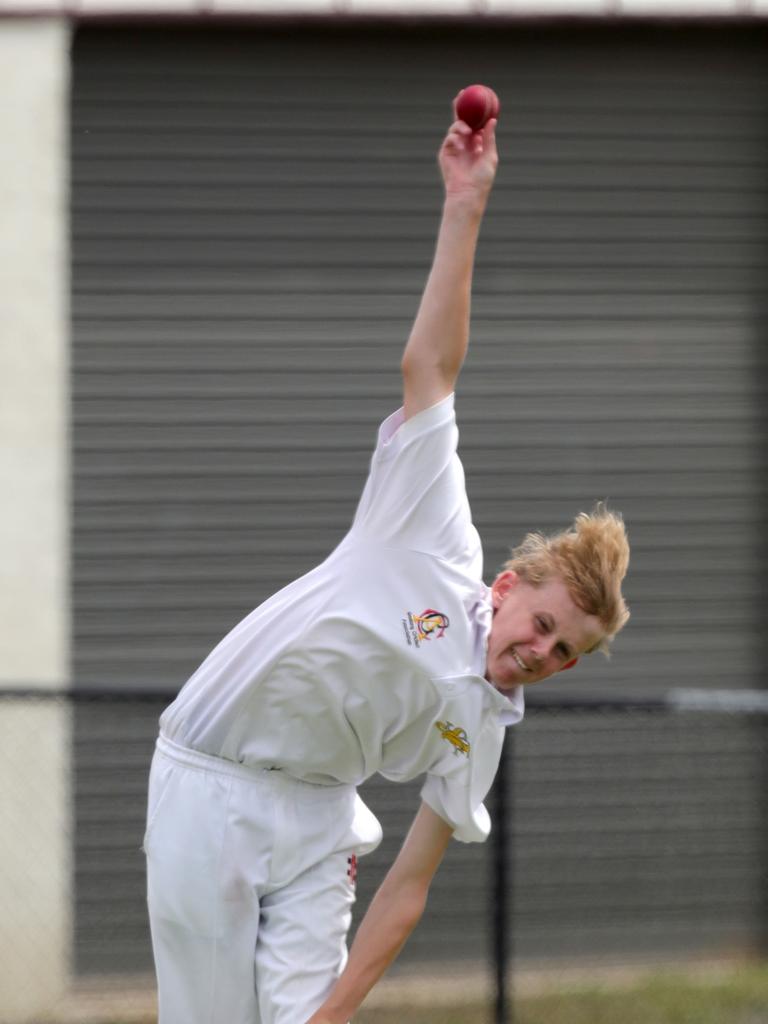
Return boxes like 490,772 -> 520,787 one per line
401,194 -> 487,386
308,876 -> 427,1024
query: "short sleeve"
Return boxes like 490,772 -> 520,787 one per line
420,774 -> 492,844
350,394 -> 476,564
419,710 -> 506,844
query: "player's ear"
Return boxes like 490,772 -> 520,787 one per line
491,570 -> 519,610
560,657 -> 579,672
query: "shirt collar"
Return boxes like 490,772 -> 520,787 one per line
471,582 -> 525,727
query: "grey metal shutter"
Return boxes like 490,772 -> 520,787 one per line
71,22 -> 768,974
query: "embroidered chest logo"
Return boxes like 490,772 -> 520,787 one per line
401,608 -> 450,648
435,720 -> 470,757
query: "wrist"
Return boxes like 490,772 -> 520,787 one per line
308,988 -> 354,1024
312,1002 -> 350,1024
443,190 -> 487,221
444,184 -> 489,206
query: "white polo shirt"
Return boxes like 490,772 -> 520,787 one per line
160,394 -> 524,842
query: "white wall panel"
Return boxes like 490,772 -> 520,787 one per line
0,18 -> 73,1022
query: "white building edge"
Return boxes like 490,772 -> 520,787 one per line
1,0 -> 768,15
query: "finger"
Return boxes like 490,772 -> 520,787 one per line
471,119 -> 494,157
443,121 -> 472,153
449,119 -> 473,136
443,132 -> 465,154
482,117 -> 498,146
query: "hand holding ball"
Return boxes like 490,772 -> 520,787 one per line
456,85 -> 500,131
440,84 -> 499,199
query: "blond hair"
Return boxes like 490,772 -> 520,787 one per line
503,503 -> 630,655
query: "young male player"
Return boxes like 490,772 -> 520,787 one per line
143,105 -> 629,1024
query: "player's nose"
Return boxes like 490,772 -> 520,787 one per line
530,637 -> 555,664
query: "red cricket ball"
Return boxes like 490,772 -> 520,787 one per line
455,84 -> 500,131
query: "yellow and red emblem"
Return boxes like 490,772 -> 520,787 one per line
412,609 -> 450,641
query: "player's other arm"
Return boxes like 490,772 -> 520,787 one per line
401,112 -> 498,421
304,802 -> 453,1024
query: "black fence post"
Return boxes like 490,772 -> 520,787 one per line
760,173 -> 768,958
491,728 -> 512,1024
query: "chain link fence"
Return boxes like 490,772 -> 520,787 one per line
1,689 -> 766,1023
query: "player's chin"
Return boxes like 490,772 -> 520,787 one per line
491,661 -> 551,690
487,661 -> 521,691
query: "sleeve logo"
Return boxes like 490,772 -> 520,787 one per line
347,854 -> 358,886
435,720 -> 470,757
401,608 -> 450,648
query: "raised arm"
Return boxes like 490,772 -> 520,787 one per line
401,110 -> 499,420
304,802 -> 454,1024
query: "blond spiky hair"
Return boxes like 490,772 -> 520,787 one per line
503,503 -> 630,655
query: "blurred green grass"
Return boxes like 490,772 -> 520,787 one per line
108,964 -> 768,1024
355,964 -> 768,1024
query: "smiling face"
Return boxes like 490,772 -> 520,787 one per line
485,571 -> 604,690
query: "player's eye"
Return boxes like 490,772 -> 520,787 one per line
536,616 -> 549,633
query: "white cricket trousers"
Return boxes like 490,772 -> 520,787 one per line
144,734 -> 383,1024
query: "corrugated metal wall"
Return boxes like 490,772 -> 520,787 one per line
71,21 -> 768,974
